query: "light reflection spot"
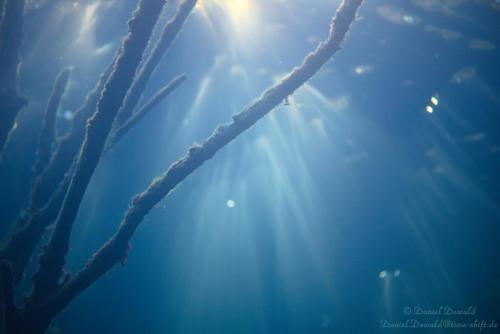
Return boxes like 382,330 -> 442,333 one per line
353,64 -> 372,75
63,110 -> 74,120
379,270 -> 388,279
402,15 -> 416,24
430,96 -> 439,106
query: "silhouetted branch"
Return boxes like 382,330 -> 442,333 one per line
106,73 -> 186,151
115,0 -> 197,127
30,0 -> 167,306
0,0 -> 26,155
0,63 -> 113,282
27,65 -> 113,220
0,261 -> 18,332
33,68 -> 71,176
0,170 -> 72,281
0,66 -> 113,283
0,74 -> 185,281
43,0 -> 364,317
0,0 -> 23,93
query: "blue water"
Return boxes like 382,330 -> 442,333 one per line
1,0 -> 499,333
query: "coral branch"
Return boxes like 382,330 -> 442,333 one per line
0,171 -> 71,281
33,68 -> 71,176
115,0 -> 197,127
27,65 -> 113,219
106,74 -> 186,151
0,66 -> 114,282
1,63 -> 114,282
0,0 -> 24,101
0,74 -> 184,281
30,0 -> 167,305
43,0 -> 364,317
0,261 -> 18,332
0,0 -> 26,155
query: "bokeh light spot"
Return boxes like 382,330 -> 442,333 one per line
430,96 -> 439,106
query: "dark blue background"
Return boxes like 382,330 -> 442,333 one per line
1,0 -> 499,333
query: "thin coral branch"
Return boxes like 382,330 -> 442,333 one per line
115,0 -> 197,127
0,0 -> 23,92
42,0 -> 364,318
106,74 -> 186,151
27,65 -> 113,219
0,261 -> 18,332
0,170 -> 72,281
0,0 -> 26,155
0,65 -> 131,280
0,74 -> 184,281
30,0 -> 167,305
1,63 -> 115,282
0,66 -> 114,282
33,68 -> 71,176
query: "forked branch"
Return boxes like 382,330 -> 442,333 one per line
42,0 -> 364,318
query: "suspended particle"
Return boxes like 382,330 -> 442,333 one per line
402,15 -> 417,25
394,269 -> 401,277
226,199 -> 236,208
379,270 -> 388,279
353,64 -> 372,75
425,105 -> 433,113
63,110 -> 74,120
430,96 -> 439,106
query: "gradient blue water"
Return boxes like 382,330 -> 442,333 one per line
1,0 -> 499,333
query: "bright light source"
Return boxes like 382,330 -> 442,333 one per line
196,0 -> 258,37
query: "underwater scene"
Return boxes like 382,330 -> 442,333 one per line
0,0 -> 499,333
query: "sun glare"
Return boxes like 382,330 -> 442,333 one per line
196,0 -> 257,36
221,0 -> 252,21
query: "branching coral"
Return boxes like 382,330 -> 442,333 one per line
0,64 -> 113,281
0,170 -> 71,281
115,0 -> 198,127
2,0 -> 196,276
30,0 -> 167,306
28,65 -> 113,218
0,73 -> 185,282
41,0 -> 364,323
0,1 -> 364,333
32,68 -> 71,177
106,73 -> 186,151
0,66 -> 114,281
0,0 -> 26,156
